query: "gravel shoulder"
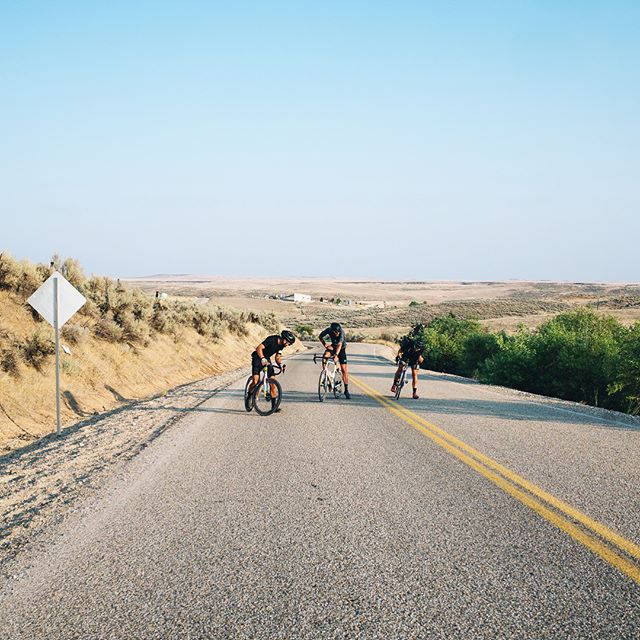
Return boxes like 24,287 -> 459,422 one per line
0,366 -> 249,567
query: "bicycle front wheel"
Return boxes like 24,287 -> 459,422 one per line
318,370 -> 327,402
333,372 -> 343,398
254,378 -> 282,416
244,376 -> 254,412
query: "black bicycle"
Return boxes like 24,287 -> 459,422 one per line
394,359 -> 409,400
244,362 -> 285,416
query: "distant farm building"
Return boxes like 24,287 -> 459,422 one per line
282,293 -> 312,303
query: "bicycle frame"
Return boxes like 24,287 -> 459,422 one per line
314,353 -> 343,400
245,362 -> 285,414
394,361 -> 408,400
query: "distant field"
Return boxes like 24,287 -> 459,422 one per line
125,276 -> 640,338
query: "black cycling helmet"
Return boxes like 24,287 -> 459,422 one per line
280,329 -> 296,345
330,322 -> 342,333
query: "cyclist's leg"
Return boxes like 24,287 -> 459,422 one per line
338,349 -> 350,398
411,363 -> 420,398
249,353 -> 262,393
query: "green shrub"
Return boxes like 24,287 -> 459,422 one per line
295,324 -> 315,340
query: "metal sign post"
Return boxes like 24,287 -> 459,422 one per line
53,276 -> 61,436
28,271 -> 86,436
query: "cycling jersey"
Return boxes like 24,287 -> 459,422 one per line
255,335 -> 284,360
319,326 -> 347,348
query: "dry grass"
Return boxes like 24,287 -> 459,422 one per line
0,309 -> 285,451
126,276 -> 640,336
0,257 -> 295,452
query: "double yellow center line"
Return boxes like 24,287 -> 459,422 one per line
351,375 -> 640,584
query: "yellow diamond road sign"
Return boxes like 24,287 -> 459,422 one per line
28,271 -> 86,328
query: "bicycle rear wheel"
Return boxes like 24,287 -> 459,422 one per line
244,376 -> 254,412
333,371 -> 343,398
254,378 -> 282,416
318,370 -> 327,402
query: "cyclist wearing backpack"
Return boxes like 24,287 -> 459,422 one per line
319,322 -> 351,399
391,336 -> 424,399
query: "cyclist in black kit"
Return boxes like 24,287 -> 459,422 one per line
391,336 -> 424,399
248,330 -> 296,409
319,322 -> 351,399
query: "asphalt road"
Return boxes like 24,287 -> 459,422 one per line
1,344 -> 638,639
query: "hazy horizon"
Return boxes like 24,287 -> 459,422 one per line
2,2 -> 638,281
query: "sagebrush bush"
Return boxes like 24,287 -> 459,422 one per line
94,318 -> 124,342
2,252 -> 265,356
1,342 -> 22,377
192,307 -> 216,337
22,329 -> 55,370
60,257 -> 86,288
61,323 -> 87,345
119,314 -> 151,344
0,253 -> 20,291
218,308 -> 248,337
15,260 -> 44,296
150,304 -> 176,334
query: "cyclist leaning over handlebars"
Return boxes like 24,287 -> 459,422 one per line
248,330 -> 296,411
319,322 -> 351,399
391,336 -> 424,399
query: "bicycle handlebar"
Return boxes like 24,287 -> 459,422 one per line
265,362 -> 285,375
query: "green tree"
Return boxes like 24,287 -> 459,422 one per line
480,328 -> 537,390
463,331 -> 505,378
610,322 -> 640,414
531,309 -> 623,407
418,314 -> 484,375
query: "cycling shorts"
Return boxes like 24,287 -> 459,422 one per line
400,358 -> 421,371
251,352 -> 275,376
325,346 -> 347,365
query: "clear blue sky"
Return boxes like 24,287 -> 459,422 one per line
1,1 -> 638,280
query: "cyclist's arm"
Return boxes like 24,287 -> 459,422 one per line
334,341 -> 343,356
318,329 -> 329,349
256,343 -> 269,364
